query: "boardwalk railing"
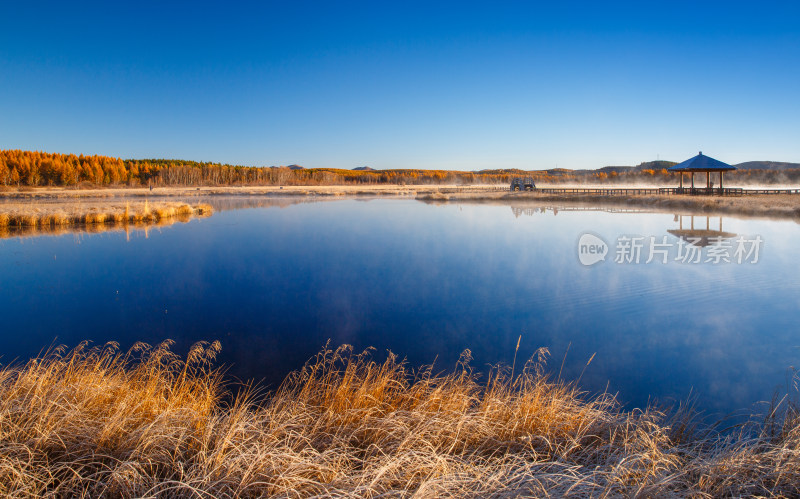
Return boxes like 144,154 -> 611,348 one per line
520,187 -> 799,196
659,187 -> 744,196
537,188 -> 662,195
736,188 -> 800,195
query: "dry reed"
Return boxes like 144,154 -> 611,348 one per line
194,203 -> 213,216
0,202 -> 212,235
0,342 -> 799,497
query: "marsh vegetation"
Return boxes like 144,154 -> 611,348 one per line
0,200 -> 212,238
1,341 -> 798,497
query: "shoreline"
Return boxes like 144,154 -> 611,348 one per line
2,184 -> 800,221
0,184 -> 480,199
418,190 -> 800,221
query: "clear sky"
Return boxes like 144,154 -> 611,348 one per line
1,1 -> 798,170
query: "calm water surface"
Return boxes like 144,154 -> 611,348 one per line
1,197 -> 799,418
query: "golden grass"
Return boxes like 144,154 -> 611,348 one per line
0,342 -> 799,497
0,184 -> 466,200
153,206 -> 175,221
15,214 -> 39,227
192,203 -> 212,216
0,202 -> 213,236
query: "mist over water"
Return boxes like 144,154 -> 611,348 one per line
1,197 -> 799,418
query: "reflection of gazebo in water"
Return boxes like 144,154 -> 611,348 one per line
668,152 -> 737,195
668,214 -> 737,247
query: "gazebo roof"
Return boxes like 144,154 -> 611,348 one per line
667,152 -> 736,172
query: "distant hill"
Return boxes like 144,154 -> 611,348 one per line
594,166 -> 635,174
475,168 -> 530,175
734,161 -> 800,170
590,161 -> 677,174
633,160 -> 678,171
353,166 -> 374,171
287,164 -> 304,170
601,160 -> 800,172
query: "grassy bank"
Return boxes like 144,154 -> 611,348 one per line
0,201 -> 213,234
5,184 -> 800,221
1,342 -> 798,497
418,190 -> 800,221
0,184 -> 498,199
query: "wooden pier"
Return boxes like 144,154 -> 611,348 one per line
536,188 -> 662,195
659,187 -> 744,196
527,187 -> 800,196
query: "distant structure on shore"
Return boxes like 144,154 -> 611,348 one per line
668,152 -> 736,195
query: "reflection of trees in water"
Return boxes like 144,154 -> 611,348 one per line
0,218 -> 190,241
196,196 -> 335,212
0,196 -> 349,239
510,205 -> 651,218
0,196 -> 331,214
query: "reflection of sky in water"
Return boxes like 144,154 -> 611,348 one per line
1,198 -> 799,419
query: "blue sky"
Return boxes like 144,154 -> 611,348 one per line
1,1 -> 798,170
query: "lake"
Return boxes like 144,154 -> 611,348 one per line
1,197 -> 799,419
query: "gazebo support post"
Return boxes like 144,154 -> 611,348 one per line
720,171 -> 724,194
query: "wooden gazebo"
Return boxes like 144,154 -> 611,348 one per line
668,152 -> 737,195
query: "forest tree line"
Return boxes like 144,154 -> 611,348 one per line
1,149 -> 799,187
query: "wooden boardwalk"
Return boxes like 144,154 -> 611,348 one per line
529,187 -> 800,196
737,188 -> 800,195
659,187 -> 743,196
537,188 -> 662,195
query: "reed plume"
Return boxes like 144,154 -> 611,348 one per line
0,202 -> 212,238
0,341 -> 798,497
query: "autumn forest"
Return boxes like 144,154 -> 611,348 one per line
1,149 -> 798,188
